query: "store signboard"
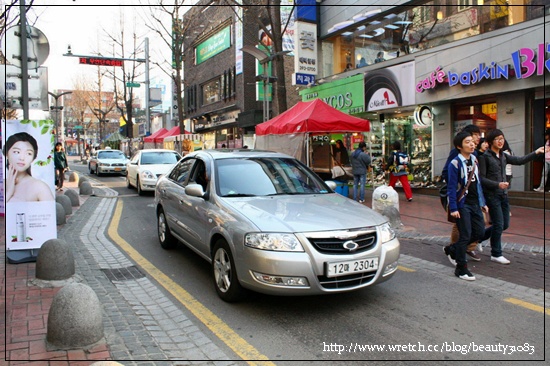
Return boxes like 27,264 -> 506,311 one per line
364,61 -> 415,111
234,3 -> 243,74
300,74 -> 364,114
196,26 -> 231,65
293,21 -> 317,75
3,120 -> 57,251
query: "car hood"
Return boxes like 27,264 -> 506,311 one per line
138,164 -> 175,175
221,194 -> 388,232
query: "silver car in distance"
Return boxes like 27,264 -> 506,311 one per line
154,149 -> 400,302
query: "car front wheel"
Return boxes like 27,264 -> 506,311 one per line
157,208 -> 177,249
137,177 -> 144,195
212,239 -> 246,302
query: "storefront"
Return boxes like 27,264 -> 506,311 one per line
415,19 -> 548,191
193,110 -> 242,149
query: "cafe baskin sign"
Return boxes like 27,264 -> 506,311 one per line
416,42 -> 550,93
300,74 -> 364,114
196,26 -> 231,65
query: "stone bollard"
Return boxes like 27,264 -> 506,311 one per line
56,195 -> 72,216
68,171 -> 79,184
79,181 -> 93,195
36,238 -> 75,280
47,283 -> 104,349
78,176 -> 89,188
56,202 -> 66,225
64,189 -> 80,207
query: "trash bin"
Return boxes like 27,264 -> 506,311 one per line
334,180 -> 349,197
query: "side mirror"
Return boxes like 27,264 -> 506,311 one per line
185,183 -> 206,199
325,181 -> 337,191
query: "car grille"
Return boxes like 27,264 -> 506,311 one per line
308,233 -> 377,254
317,271 -> 376,289
111,163 -> 125,167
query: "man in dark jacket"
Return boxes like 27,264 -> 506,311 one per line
479,129 -> 546,265
351,141 -> 371,203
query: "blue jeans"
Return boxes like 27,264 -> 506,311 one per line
452,203 -> 486,266
353,174 -> 366,201
485,193 -> 510,257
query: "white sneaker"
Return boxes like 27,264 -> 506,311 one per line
491,256 -> 510,264
534,187 -> 544,192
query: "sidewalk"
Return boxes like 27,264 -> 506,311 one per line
3,159 -> 548,363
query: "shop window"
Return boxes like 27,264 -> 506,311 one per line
458,0 -> 474,11
202,78 -> 221,106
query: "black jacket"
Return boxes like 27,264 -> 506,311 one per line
479,149 -> 537,195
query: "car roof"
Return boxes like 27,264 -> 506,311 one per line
186,149 -> 292,160
98,149 -> 123,153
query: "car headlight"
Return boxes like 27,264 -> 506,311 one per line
98,162 -> 109,167
379,223 -> 396,243
245,233 -> 304,252
140,170 -> 156,179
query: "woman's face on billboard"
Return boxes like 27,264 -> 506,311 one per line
8,141 -> 35,172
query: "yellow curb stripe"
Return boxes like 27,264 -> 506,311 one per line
504,297 -> 550,315
108,200 -> 274,365
397,265 -> 416,272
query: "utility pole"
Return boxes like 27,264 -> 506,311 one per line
48,91 -> 73,145
19,0 -> 29,119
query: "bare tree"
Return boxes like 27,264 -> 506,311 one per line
102,8 -> 145,140
140,0 -> 191,133
222,0 -> 296,116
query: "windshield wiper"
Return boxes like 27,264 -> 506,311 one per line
222,193 -> 257,197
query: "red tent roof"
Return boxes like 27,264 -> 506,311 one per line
255,99 -> 370,136
143,128 -> 168,142
155,126 -> 185,143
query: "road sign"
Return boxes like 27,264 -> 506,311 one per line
126,82 -> 140,88
79,57 -> 123,67
293,73 -> 315,86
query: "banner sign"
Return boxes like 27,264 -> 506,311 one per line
196,26 -> 231,65
3,120 -> 57,251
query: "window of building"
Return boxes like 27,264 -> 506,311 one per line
202,78 -> 221,106
458,0 -> 474,11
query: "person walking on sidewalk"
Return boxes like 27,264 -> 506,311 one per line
533,129 -> 550,192
387,141 -> 413,202
444,131 -> 488,281
351,141 -> 371,203
442,124 -> 488,261
478,129 -> 547,265
54,142 -> 68,191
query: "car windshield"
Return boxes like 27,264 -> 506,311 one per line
215,157 -> 329,197
98,151 -> 125,159
141,152 -> 180,165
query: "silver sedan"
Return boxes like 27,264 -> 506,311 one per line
154,150 -> 400,302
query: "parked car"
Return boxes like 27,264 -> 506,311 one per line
88,148 -> 128,176
126,149 -> 182,195
154,149 -> 400,302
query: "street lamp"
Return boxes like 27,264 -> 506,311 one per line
240,45 -> 290,122
94,108 -> 109,144
48,91 -> 73,145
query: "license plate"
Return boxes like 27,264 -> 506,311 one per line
114,167 -> 121,171
326,257 -> 379,278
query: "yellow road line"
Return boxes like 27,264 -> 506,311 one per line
397,265 -> 415,272
504,297 -> 550,315
108,200 -> 274,365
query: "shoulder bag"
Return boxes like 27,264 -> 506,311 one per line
447,163 -> 476,223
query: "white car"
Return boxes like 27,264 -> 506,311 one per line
88,149 -> 128,176
126,149 -> 182,195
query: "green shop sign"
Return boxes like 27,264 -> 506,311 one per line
196,26 -> 231,64
300,74 -> 365,114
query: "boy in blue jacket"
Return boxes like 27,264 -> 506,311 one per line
444,131 -> 489,281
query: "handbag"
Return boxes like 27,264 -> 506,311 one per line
446,164 -> 476,223
331,165 -> 345,179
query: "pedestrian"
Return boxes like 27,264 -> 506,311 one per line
533,129 -> 550,192
478,129 -> 546,265
332,139 -> 350,166
350,141 -> 371,203
444,131 -> 488,281
502,140 -> 514,186
441,124 -> 489,261
374,51 -> 385,63
387,141 -> 413,201
54,142 -> 68,191
344,62 -> 353,72
3,132 -> 54,203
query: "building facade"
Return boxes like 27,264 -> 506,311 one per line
305,0 -> 549,191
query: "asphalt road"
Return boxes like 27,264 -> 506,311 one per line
74,165 -> 548,363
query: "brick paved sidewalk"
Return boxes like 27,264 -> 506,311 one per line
2,176 -> 113,364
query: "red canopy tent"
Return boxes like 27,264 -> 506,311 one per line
255,99 -> 370,165
143,128 -> 168,143
154,126 -> 181,143
256,99 -> 370,135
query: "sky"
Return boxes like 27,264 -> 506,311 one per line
9,0 -> 197,106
